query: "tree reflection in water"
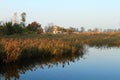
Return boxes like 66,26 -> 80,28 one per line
0,46 -> 87,80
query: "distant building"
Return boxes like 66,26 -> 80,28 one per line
53,26 -> 63,34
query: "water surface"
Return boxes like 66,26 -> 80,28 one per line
0,46 -> 120,80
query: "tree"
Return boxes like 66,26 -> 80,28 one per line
44,23 -> 55,33
3,22 -> 14,35
2,22 -> 24,35
27,21 -> 41,31
44,26 -> 54,33
27,21 -> 43,34
21,12 -> 26,27
68,27 -> 79,32
13,23 -> 23,34
0,21 -> 3,34
80,27 -> 85,32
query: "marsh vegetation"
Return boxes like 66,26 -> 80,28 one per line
0,32 -> 120,63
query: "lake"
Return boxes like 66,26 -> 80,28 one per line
0,46 -> 120,80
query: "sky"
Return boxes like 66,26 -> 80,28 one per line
0,0 -> 120,30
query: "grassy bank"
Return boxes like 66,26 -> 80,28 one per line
0,36 -> 83,63
1,32 -> 120,63
78,32 -> 120,47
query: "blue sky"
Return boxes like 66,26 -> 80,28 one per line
0,0 -> 120,29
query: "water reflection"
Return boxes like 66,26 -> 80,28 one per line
87,42 -> 120,48
0,46 -> 87,80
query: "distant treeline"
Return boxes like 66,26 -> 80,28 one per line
0,12 -> 120,35
0,21 -> 43,35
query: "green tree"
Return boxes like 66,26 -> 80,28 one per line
3,22 -> 14,35
21,12 -> 26,27
0,23 -> 3,34
13,23 -> 23,34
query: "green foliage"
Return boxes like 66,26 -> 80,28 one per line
13,23 -> 23,34
20,12 -> 26,27
0,25 -> 4,34
3,22 -> 14,35
2,22 -> 23,35
21,12 -> 26,22
0,21 -> 43,35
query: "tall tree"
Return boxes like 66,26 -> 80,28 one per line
80,27 -> 85,32
44,23 -> 54,33
21,12 -> 26,27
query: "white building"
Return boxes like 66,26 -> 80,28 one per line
53,26 -> 63,34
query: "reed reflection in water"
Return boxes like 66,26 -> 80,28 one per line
0,46 -> 87,80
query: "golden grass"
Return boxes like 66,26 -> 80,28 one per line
0,37 -> 83,63
1,32 -> 120,63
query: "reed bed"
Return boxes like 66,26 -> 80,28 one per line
1,32 -> 120,63
78,32 -> 120,47
0,37 -> 83,63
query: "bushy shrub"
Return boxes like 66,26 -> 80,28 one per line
3,22 -> 14,35
1,21 -> 43,35
27,21 -> 41,32
2,22 -> 23,35
0,25 -> 4,34
13,23 -> 23,34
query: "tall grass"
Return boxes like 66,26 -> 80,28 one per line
0,37 -> 83,63
1,32 -> 120,63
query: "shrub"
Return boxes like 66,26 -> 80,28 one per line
2,22 -> 24,35
0,25 -> 3,34
27,21 -> 42,32
13,23 -> 23,34
3,22 -> 14,35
